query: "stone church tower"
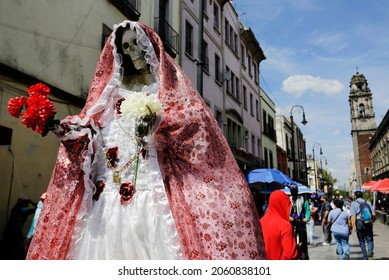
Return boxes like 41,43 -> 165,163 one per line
349,71 -> 377,187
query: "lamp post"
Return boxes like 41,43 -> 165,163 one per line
290,105 -> 308,181
320,155 -> 327,192
312,143 -> 323,195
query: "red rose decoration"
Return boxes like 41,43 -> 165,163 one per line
119,182 -> 136,204
106,147 -> 119,168
8,96 -> 27,118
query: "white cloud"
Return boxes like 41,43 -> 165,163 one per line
281,75 -> 345,97
307,32 -> 348,53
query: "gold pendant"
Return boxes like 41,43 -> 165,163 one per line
113,171 -> 121,183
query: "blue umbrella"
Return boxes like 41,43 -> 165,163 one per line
246,168 -> 295,185
246,169 -> 295,194
282,185 -> 312,195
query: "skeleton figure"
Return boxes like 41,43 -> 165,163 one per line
121,28 -> 148,70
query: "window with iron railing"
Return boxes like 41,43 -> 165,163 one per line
155,17 -> 179,57
109,0 -> 140,21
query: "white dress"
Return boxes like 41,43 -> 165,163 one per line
67,83 -> 183,259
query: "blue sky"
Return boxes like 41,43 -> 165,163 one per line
234,0 -> 389,187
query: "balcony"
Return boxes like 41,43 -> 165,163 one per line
109,0 -> 140,21
154,17 -> 179,58
263,123 -> 277,142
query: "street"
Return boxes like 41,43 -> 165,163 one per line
308,220 -> 389,260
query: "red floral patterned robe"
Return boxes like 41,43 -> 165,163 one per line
26,21 -> 267,260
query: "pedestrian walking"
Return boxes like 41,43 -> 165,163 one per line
260,190 -> 301,260
307,197 -> 317,245
320,195 -> 332,245
328,199 -> 351,260
350,191 -> 376,260
289,184 -> 310,259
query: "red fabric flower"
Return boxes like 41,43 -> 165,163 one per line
106,147 -> 119,168
21,93 -> 56,134
27,83 -> 50,96
119,182 -> 136,204
8,96 -> 27,118
7,83 -> 58,136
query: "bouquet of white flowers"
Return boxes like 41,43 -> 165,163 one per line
120,92 -> 163,146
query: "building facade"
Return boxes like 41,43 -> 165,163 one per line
276,115 -> 307,184
260,88 -> 277,169
369,109 -> 389,180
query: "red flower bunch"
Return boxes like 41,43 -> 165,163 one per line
8,83 -> 59,136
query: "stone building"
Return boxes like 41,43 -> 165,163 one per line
348,71 -> 377,187
369,109 -> 389,180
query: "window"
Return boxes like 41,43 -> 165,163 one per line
215,53 -> 221,82
256,100 -> 259,121
263,110 -> 267,129
225,19 -> 229,44
235,77 -> 240,101
243,86 -> 247,109
269,150 -> 274,168
286,134 -> 290,156
234,33 -> 238,53
0,125 -> 12,145
257,139 -> 261,158
250,93 -> 253,115
202,0 -> 207,14
227,118 -> 242,147
241,46 -> 246,67
359,103 -> 365,118
248,54 -> 252,76
251,135 -> 256,155
226,66 -> 231,93
229,26 -> 234,49
213,3 -> 219,30
202,40 -> 209,72
254,64 -> 258,83
185,21 -> 193,56
264,147 -> 269,168
231,72 -> 235,96
215,109 -> 223,128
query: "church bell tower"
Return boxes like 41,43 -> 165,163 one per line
349,71 -> 377,187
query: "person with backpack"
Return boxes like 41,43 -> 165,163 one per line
350,190 -> 376,260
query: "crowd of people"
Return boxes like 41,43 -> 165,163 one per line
256,187 -> 377,260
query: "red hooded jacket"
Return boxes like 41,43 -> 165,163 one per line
260,190 -> 300,260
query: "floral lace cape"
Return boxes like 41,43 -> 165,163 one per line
27,20 -> 266,260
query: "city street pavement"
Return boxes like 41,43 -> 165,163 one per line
308,220 -> 389,260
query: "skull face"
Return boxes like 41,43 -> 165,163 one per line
121,29 -> 147,70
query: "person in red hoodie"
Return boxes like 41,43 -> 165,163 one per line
260,190 -> 301,260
